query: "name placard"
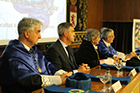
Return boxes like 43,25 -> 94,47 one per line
128,68 -> 137,77
112,80 -> 122,92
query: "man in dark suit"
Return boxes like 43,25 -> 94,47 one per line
46,22 -> 90,74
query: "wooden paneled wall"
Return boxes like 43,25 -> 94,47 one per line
87,0 -> 140,29
87,0 -> 103,30
103,0 -> 140,22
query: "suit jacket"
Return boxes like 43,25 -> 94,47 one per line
98,39 -> 117,57
46,39 -> 78,72
76,40 -> 107,68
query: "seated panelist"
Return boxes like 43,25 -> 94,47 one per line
46,22 -> 91,74
76,29 -> 115,68
0,18 -> 72,93
98,28 -> 137,61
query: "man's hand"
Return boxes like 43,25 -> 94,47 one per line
78,63 -> 91,74
113,55 -> 120,62
125,52 -> 137,60
60,72 -> 72,84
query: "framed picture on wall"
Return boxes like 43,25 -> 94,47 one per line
132,19 -> 140,53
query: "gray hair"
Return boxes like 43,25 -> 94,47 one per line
101,28 -> 114,40
18,17 -> 43,36
57,22 -> 73,37
85,29 -> 100,42
100,27 -> 108,34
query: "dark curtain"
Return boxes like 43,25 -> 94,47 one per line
103,22 -> 133,54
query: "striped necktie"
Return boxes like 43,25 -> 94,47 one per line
29,48 -> 42,73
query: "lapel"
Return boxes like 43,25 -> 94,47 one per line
57,40 -> 77,68
101,39 -> 109,50
84,40 -> 99,59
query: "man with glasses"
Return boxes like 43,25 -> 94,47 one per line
98,28 -> 137,61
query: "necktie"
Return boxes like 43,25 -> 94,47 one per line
95,49 -> 100,59
66,46 -> 75,69
107,46 -> 109,51
29,48 -> 42,73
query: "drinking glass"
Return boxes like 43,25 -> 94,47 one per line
99,72 -> 110,92
115,62 -> 123,77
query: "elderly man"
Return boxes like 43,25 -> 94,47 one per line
46,22 -> 91,74
0,18 -> 72,93
98,28 -> 137,61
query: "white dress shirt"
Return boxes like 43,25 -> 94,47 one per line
103,39 -> 127,61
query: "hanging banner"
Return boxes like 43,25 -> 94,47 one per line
132,19 -> 140,52
70,0 -> 77,28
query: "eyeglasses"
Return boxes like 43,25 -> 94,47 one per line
109,35 -> 115,38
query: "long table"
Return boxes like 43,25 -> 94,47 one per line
32,65 -> 139,93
